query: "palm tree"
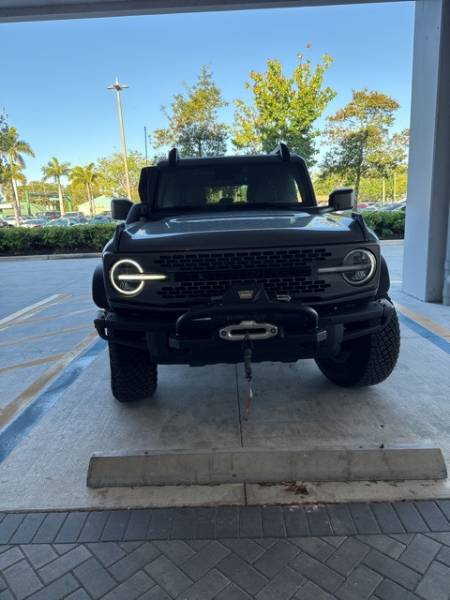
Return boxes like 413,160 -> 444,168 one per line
0,127 -> 34,225
69,164 -> 102,217
42,157 -> 70,216
2,163 -> 26,225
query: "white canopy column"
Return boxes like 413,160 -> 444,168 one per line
402,0 -> 450,304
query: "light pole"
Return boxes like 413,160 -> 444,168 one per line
108,77 -> 132,200
144,125 -> 149,165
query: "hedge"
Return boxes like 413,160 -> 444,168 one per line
363,210 -> 405,239
0,224 -> 117,255
0,211 -> 405,255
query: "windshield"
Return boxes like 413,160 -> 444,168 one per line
155,162 -> 314,211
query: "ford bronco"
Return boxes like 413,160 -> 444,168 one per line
92,144 -> 400,402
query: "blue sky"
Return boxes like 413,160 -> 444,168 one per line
0,1 -> 414,180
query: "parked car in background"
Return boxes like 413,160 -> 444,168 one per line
65,211 -> 88,223
0,217 -> 13,228
89,215 -> 113,224
37,211 -> 61,221
21,218 -> 48,228
45,217 -> 79,227
387,201 -> 407,211
358,205 -> 378,212
4,216 -> 19,226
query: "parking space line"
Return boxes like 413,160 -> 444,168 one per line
0,338 -> 106,464
0,331 -> 99,430
395,303 -> 450,355
0,294 -> 64,327
8,307 -> 92,328
395,301 -> 450,338
0,324 -> 90,348
0,353 -> 66,374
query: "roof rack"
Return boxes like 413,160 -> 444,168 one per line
168,147 -> 179,167
271,142 -> 291,162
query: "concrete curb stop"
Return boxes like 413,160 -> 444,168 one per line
87,447 -> 447,488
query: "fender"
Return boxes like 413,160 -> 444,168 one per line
92,263 -> 108,309
378,255 -> 391,298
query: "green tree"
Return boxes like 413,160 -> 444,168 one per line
69,164 -> 102,216
369,128 -> 409,201
0,125 -> 35,225
96,150 -> 146,199
321,89 -> 400,199
233,52 -> 336,163
42,157 -> 71,216
153,66 -> 229,157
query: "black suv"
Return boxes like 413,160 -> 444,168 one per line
93,144 -> 400,402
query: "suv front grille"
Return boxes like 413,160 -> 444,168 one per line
154,247 -> 332,271
154,247 -> 332,301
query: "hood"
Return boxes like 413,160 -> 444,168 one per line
118,210 -> 367,252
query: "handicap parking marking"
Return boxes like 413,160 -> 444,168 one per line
395,302 -> 450,356
0,352 -> 67,374
395,301 -> 450,339
8,306 -> 93,329
0,293 -> 71,330
0,338 -> 106,465
0,324 -> 90,348
0,331 -> 101,432
0,293 -> 63,326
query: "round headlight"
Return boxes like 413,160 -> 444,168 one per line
110,259 -> 145,296
342,249 -> 376,286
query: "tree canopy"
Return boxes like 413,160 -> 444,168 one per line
153,66 -> 229,157
96,151 -> 147,199
321,89 -> 400,199
42,157 -> 71,182
233,52 -> 336,164
42,157 -> 71,215
0,120 -> 35,223
0,55 -> 411,213
69,163 -> 102,215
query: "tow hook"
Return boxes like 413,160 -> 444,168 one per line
243,336 -> 254,421
219,320 -> 278,342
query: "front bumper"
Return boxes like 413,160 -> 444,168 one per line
94,289 -> 395,366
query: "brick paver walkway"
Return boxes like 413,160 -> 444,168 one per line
1,501 -> 450,599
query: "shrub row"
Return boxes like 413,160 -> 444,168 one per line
0,211 -> 405,255
0,224 -> 117,255
363,210 -> 405,239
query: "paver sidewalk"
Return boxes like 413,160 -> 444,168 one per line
1,501 -> 450,599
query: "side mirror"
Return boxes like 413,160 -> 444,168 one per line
111,198 -> 133,221
329,188 -> 355,211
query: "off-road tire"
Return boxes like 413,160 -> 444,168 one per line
108,341 -> 157,402
316,308 -> 400,387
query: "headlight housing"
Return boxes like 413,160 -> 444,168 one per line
109,259 -> 166,296
341,249 -> 377,286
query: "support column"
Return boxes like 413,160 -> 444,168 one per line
403,0 -> 450,304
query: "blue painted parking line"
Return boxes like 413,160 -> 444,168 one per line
0,338 -> 106,465
398,312 -> 450,355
